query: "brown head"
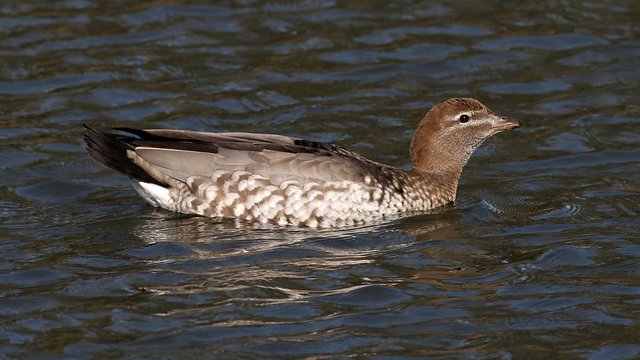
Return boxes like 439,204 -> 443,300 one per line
410,98 -> 521,177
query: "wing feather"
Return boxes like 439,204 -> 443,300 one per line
86,126 -> 393,187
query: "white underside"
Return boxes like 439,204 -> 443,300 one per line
130,180 -> 172,210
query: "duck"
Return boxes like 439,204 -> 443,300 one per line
84,98 -> 521,228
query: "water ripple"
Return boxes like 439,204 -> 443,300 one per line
476,33 -> 608,51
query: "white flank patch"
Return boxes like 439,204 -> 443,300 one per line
130,181 -> 172,209
233,203 -> 245,217
223,192 -> 240,206
237,179 -> 248,192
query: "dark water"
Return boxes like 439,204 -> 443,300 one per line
1,1 -> 639,358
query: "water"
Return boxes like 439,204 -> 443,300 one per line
1,1 -> 639,358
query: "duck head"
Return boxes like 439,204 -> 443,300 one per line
410,98 -> 521,176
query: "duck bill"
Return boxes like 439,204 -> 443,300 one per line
490,116 -> 522,132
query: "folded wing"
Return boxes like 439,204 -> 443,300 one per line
84,126 -> 394,188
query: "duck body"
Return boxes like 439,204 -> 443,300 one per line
133,165 -> 456,228
84,98 -> 520,228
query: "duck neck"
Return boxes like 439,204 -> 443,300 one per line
411,166 -> 460,200
410,139 -> 470,190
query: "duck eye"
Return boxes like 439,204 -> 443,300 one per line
459,114 -> 470,123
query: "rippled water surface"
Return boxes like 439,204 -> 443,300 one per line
1,1 -> 640,358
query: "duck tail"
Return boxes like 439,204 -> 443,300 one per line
83,124 -> 166,186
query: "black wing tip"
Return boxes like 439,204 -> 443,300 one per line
83,124 -> 165,186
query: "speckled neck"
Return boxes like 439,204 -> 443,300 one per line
404,168 -> 460,208
377,166 -> 460,211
